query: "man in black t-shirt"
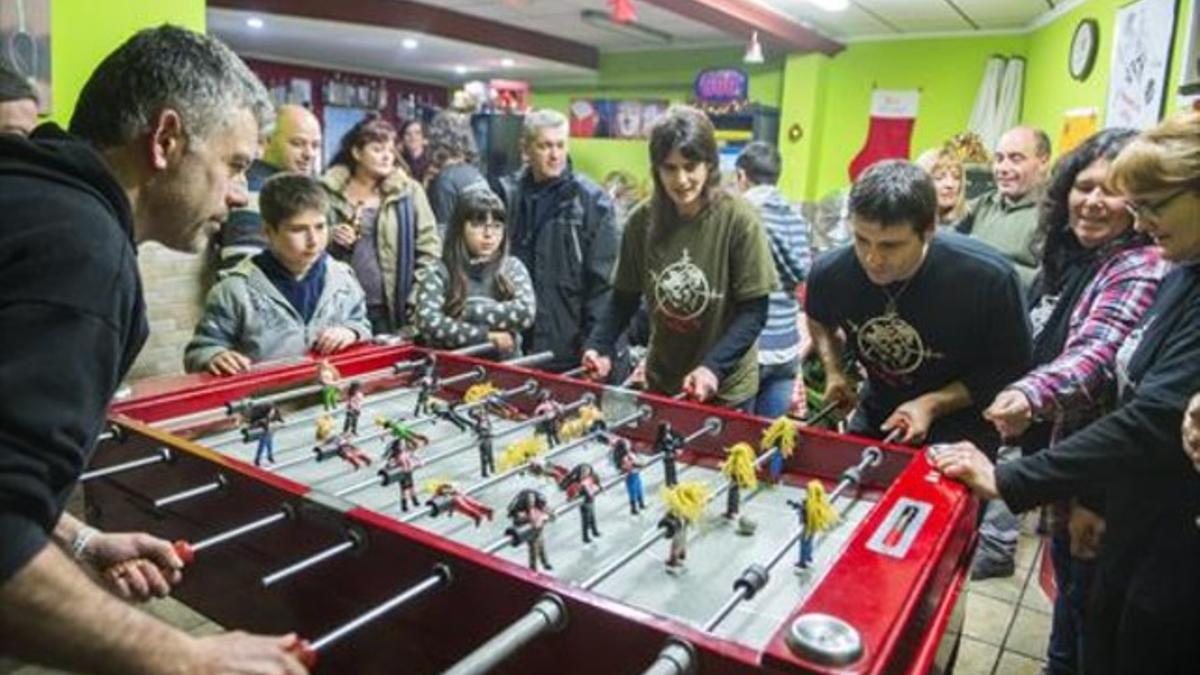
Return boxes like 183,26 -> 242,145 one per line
807,160 -> 1031,450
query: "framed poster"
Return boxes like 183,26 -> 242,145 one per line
569,98 -> 669,139
0,0 -> 50,114
1105,0 -> 1180,128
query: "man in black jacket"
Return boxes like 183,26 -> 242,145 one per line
0,26 -> 305,675
496,109 -> 619,372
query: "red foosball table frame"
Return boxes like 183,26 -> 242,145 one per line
86,344 -> 977,674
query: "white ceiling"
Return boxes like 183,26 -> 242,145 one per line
209,0 -> 1071,86
757,0 -> 1061,39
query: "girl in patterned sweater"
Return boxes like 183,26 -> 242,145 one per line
413,188 -> 535,354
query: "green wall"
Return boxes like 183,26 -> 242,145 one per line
533,47 -> 787,192
795,34 -> 1029,200
49,0 -> 206,126
1022,0 -> 1195,140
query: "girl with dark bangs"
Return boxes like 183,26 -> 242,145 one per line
413,187 -> 535,353
582,105 -> 778,409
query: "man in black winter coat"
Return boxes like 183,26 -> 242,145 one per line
0,26 -> 306,675
496,109 -> 619,372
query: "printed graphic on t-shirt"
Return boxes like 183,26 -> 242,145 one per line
650,249 -> 724,332
1027,295 -> 1059,341
850,310 -> 943,384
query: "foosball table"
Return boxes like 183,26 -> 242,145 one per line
85,344 -> 977,674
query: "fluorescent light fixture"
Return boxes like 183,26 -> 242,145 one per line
246,17 -> 264,29
807,0 -> 850,11
580,9 -> 672,44
402,38 -> 419,50
501,58 -> 515,68
454,65 -> 468,75
743,31 -> 764,63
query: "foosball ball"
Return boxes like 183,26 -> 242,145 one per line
85,344 -> 977,674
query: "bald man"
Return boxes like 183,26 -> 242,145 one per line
0,58 -> 38,136
958,126 -> 1051,290
215,103 -> 323,272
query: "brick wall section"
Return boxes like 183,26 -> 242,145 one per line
128,243 -> 210,382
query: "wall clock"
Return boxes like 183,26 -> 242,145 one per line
1070,18 -> 1099,81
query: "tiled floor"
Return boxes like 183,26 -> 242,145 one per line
958,513 -> 1053,675
5,522 -> 1055,675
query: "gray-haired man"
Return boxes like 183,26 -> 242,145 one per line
496,109 -> 619,371
0,25 -> 306,675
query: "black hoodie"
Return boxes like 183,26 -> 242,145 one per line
0,124 -> 148,582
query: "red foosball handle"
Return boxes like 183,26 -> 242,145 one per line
173,540 -> 195,565
290,638 -> 317,669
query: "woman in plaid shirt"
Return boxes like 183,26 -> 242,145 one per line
983,128 -> 1167,675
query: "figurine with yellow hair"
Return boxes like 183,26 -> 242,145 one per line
558,404 -> 605,441
315,414 -> 336,441
761,416 -> 798,485
788,480 -> 838,569
462,381 -> 518,418
720,442 -> 758,520
423,478 -> 493,527
498,436 -> 548,472
659,481 -> 711,573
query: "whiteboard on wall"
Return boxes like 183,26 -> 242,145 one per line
1105,0 -> 1180,128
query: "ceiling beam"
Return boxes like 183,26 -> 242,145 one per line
639,0 -> 844,56
209,0 -> 600,70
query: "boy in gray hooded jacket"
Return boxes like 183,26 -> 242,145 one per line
185,174 -> 372,374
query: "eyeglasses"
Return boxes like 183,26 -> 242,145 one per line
465,213 -> 505,233
1124,188 -> 1189,222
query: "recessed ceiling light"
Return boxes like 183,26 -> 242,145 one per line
501,58 -> 515,68
807,0 -> 850,11
454,65 -> 468,75
402,38 -> 418,50
246,17 -> 265,29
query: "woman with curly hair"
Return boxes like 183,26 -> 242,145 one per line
980,128 -> 1166,673
425,111 -> 489,229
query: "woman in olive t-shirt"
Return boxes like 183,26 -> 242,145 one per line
582,106 -> 778,408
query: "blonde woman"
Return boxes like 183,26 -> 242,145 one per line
916,148 -> 968,229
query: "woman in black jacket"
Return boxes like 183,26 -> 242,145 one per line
934,111 -> 1200,675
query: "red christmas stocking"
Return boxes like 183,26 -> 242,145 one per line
849,90 -> 920,182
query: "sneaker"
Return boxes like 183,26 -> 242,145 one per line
970,555 -> 1015,580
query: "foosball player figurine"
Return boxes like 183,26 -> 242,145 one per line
719,442 -> 758,520
760,417 -> 798,485
412,358 -> 438,416
654,422 -> 684,487
563,463 -> 602,543
463,382 -> 520,419
788,480 -> 838,570
527,457 -> 570,486
386,444 -> 423,512
532,390 -> 564,447
472,407 -> 496,477
558,404 -> 605,441
376,415 -> 431,452
425,480 -> 494,526
432,401 -> 471,431
659,482 -> 710,574
343,381 -> 365,435
610,438 -> 645,515
506,489 -> 554,571
499,436 -> 548,473
243,403 -> 284,467
334,433 -> 372,470
317,359 -> 341,411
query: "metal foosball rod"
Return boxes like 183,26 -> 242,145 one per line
262,376 -> 537,471
152,475 -> 229,508
204,365 -> 489,452
481,416 -> 724,557
170,506 -> 294,564
260,530 -> 365,588
333,394 -> 595,500
80,448 -> 172,482
290,565 -> 453,669
639,445 -> 889,675
439,417 -> 723,675
401,406 -> 652,525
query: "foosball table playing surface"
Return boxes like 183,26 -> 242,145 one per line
85,345 -> 978,675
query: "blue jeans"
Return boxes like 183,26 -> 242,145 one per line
1047,530 -> 1095,675
753,360 -> 797,418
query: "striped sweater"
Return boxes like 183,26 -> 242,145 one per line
743,185 -> 812,366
